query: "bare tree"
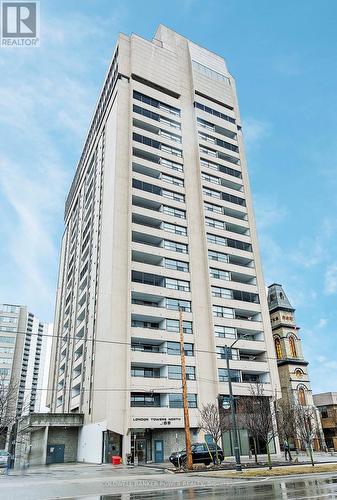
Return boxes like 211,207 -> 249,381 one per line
199,401 -> 232,465
0,375 -> 18,448
240,384 -> 278,470
275,399 -> 297,458
294,403 -> 318,466
238,397 -> 259,464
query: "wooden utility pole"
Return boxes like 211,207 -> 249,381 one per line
179,307 -> 193,470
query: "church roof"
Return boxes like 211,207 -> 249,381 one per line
267,283 -> 294,313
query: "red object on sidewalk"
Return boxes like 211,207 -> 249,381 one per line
112,455 -> 121,465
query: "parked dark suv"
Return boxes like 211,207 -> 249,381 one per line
169,442 -> 224,467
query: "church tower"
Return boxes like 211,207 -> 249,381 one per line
267,283 -> 324,450
267,283 -> 312,406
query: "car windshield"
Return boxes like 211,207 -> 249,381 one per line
0,451 -> 8,456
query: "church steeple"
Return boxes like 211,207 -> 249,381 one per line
267,283 -> 294,313
267,282 -> 325,450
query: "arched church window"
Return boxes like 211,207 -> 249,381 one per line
289,336 -> 297,358
274,338 -> 282,359
298,387 -> 306,406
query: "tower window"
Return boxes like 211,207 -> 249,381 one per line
289,336 -> 297,358
274,338 -> 282,360
298,387 -> 306,406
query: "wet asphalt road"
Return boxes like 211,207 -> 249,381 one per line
65,474 -> 337,499
1,464 -> 337,499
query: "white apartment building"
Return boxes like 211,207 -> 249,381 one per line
0,303 -> 51,447
48,25 -> 281,463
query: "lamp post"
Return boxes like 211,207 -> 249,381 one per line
225,337 -> 243,472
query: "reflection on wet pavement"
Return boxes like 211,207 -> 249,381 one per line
65,475 -> 337,500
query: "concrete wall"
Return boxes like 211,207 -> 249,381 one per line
48,427 -> 78,463
151,428 -> 199,461
29,428 -> 45,466
77,422 -> 106,463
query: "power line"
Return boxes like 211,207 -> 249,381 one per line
0,327 -> 280,361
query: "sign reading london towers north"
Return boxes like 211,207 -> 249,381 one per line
1,1 -> 40,47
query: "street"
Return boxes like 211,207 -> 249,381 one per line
1,464 -> 337,499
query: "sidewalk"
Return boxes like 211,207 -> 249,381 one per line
141,451 -> 337,470
1,461 -> 114,477
3,451 -> 337,476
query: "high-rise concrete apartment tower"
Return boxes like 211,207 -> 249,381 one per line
0,304 -> 51,447
48,25 -> 281,463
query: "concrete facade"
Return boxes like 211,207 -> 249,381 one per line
0,304 -> 52,416
15,413 -> 83,467
0,304 -> 52,451
314,392 -> 337,450
48,25 -> 281,463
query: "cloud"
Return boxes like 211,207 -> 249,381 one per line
0,158 -> 67,304
273,53 -> 302,77
242,117 -> 271,150
290,218 -> 337,270
316,318 -> 328,329
254,195 -> 288,230
0,8 -> 120,319
324,264 -> 337,294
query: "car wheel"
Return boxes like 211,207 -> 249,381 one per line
204,460 -> 211,466
181,457 -> 188,470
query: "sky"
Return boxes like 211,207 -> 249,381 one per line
0,0 -> 336,393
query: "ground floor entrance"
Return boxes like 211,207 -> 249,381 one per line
103,430 -> 123,463
130,428 -> 196,463
222,429 -> 276,457
46,444 -> 65,464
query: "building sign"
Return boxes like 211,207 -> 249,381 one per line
132,416 -> 182,427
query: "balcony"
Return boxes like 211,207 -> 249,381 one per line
133,148 -> 183,173
241,373 -> 270,384
131,271 -> 190,292
132,133 -> 183,161
133,118 -> 182,144
133,104 -> 181,131
131,365 -> 162,378
197,117 -> 237,140
199,145 -> 240,166
131,342 -> 194,368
